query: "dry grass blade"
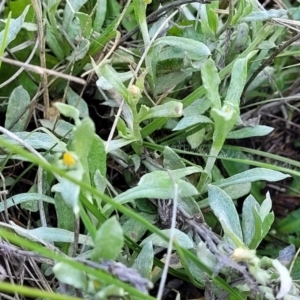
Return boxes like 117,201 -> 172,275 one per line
0,57 -> 86,85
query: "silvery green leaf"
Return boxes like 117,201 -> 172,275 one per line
247,66 -> 274,92
138,101 -> 183,122
258,287 -> 276,300
248,206 -> 263,249
155,71 -> 191,95
55,192 -> 74,232
66,87 -> 89,118
55,102 -> 80,125
95,285 -> 126,298
109,148 -> 130,164
201,58 -> 221,109
72,117 -> 95,160
67,38 -> 90,61
173,115 -> 212,131
242,195 -> 257,247
21,22 -> 37,31
178,197 -> 202,218
258,41 -> 276,50
88,135 -> 106,178
225,51 -> 256,107
208,185 -> 243,245
5,223 -> 94,245
182,256 -> 205,286
153,36 -> 211,60
240,9 -> 287,22
5,86 -> 30,131
149,14 -> 168,39
94,169 -> 106,193
95,63 -> 133,128
1,132 -> 65,152
196,241 -> 217,270
132,242 -> 153,280
183,98 -> 211,117
46,27 -> 65,60
122,213 -> 156,242
227,125 -> 273,139
53,168 -> 83,215
163,146 -> 185,170
92,216 -> 124,260
109,178 -> 197,209
104,139 -> 135,153
21,185 -> 39,212
139,167 -> 202,182
140,229 -> 193,249
158,47 -> 198,61
214,168 -> 290,189
130,154 -> 141,172
94,0 -> 107,30
261,213 -> 274,244
104,168 -> 201,215
0,5 -> 29,48
39,119 -> 74,139
53,262 -> 87,290
186,129 -> 205,149
223,182 -> 251,199
0,193 -> 55,212
96,71 -> 133,90
219,219 -> 245,248
97,63 -> 129,99
62,0 -> 87,30
0,177 -> 14,187
259,192 -> 272,219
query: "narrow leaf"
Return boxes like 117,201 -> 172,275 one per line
152,36 -> 211,60
1,132 -> 65,152
138,102 -> 183,122
226,125 -> 273,139
242,195 -> 257,246
201,58 -> 221,109
53,262 -> 87,290
66,87 -> 89,118
94,0 -> 107,30
92,216 -> 124,260
140,229 -> 193,249
225,51 -> 256,107
5,86 -> 30,131
214,168 -> 290,189
173,115 -> 212,131
208,185 -> 243,244
132,242 -> 153,280
0,6 -> 29,48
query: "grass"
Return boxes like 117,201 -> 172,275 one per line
0,0 -> 300,299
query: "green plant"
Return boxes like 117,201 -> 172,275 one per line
0,0 -> 300,299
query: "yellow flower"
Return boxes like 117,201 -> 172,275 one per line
62,152 -> 76,167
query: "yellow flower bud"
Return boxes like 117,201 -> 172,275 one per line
62,152 -> 76,167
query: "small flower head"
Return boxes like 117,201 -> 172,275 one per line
231,248 -> 256,262
62,152 -> 77,167
128,84 -> 141,98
